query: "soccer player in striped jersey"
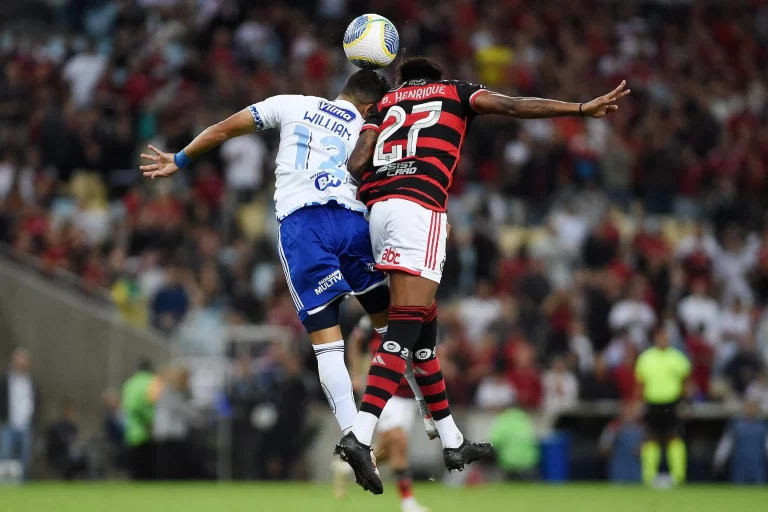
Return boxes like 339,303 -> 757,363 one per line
335,56 -> 630,494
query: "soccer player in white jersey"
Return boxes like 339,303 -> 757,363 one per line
139,70 -> 438,442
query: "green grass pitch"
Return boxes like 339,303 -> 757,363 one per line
0,483 -> 765,512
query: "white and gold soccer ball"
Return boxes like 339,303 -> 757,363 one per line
343,14 -> 399,69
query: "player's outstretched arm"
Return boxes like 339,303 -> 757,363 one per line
473,80 -> 630,119
140,109 -> 257,179
347,129 -> 378,182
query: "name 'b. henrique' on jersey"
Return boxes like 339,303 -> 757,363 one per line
248,95 -> 367,221
358,79 -> 488,212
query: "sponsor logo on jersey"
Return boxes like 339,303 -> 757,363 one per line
318,101 -> 356,123
379,161 -> 417,176
381,247 -> 401,265
311,170 -> 346,191
314,269 -> 344,295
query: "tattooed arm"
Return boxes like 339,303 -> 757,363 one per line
347,129 -> 378,182
473,80 -> 630,119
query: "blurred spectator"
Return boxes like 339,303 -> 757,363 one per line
45,399 -> 87,480
715,296 -> 753,372
220,133 -> 267,204
713,399 -> 768,484
153,365 -> 204,480
121,359 -> 159,481
599,402 -> 644,484
101,389 -> 125,471
489,407 -> 539,481
745,372 -> 768,413
609,277 -> 656,348
151,263 -> 189,332
0,347 -> 38,480
506,343 -> 542,410
568,320 -> 595,374
677,279 -> 720,347
724,336 -> 764,395
458,280 -> 502,345
111,260 -> 147,328
542,357 -> 579,414
580,355 -> 620,402
476,365 -> 516,411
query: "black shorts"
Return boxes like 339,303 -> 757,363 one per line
644,401 -> 681,438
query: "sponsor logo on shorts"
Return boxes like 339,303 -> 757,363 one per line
381,247 -> 401,265
314,270 -> 343,295
415,348 -> 435,361
366,262 -> 376,272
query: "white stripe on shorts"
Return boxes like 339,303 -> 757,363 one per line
277,228 -> 304,310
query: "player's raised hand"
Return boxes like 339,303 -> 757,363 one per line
140,145 -> 179,179
581,80 -> 630,118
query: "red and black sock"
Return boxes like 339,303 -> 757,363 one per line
360,305 -> 427,419
412,303 -> 451,421
393,469 -> 413,500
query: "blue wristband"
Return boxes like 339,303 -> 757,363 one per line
173,150 -> 193,169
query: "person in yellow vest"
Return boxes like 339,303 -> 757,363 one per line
635,327 -> 691,486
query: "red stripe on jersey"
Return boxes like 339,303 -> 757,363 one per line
425,211 -> 435,268
419,156 -> 453,179
359,173 -> 447,195
418,137 -> 460,158
447,117 -> 468,186
396,186 -> 444,206
437,111 -> 466,135
367,195 -> 447,213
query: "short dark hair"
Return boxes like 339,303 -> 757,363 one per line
341,70 -> 391,105
396,57 -> 443,83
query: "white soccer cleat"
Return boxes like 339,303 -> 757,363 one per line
371,448 -> 380,477
417,399 -> 440,440
401,497 -> 431,512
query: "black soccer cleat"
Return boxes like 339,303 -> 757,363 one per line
443,438 -> 494,472
334,432 -> 383,495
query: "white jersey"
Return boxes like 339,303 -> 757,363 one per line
248,95 -> 367,220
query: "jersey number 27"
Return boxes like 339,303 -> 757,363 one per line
373,101 -> 443,167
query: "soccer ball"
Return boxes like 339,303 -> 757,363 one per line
343,14 -> 399,69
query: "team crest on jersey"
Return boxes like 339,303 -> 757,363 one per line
318,101 -> 356,123
311,169 -> 346,191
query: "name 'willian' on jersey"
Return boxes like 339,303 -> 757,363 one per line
248,95 -> 366,220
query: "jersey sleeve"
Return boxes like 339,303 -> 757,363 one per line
247,95 -> 287,131
453,80 -> 489,114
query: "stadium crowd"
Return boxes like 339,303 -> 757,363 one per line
1,0 -> 768,481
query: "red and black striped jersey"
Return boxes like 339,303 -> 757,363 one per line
358,79 -> 488,212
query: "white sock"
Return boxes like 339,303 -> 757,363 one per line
351,411 -> 379,446
436,415 -> 464,449
313,340 -> 357,433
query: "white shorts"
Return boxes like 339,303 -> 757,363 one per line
369,198 -> 448,283
377,395 -> 417,434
